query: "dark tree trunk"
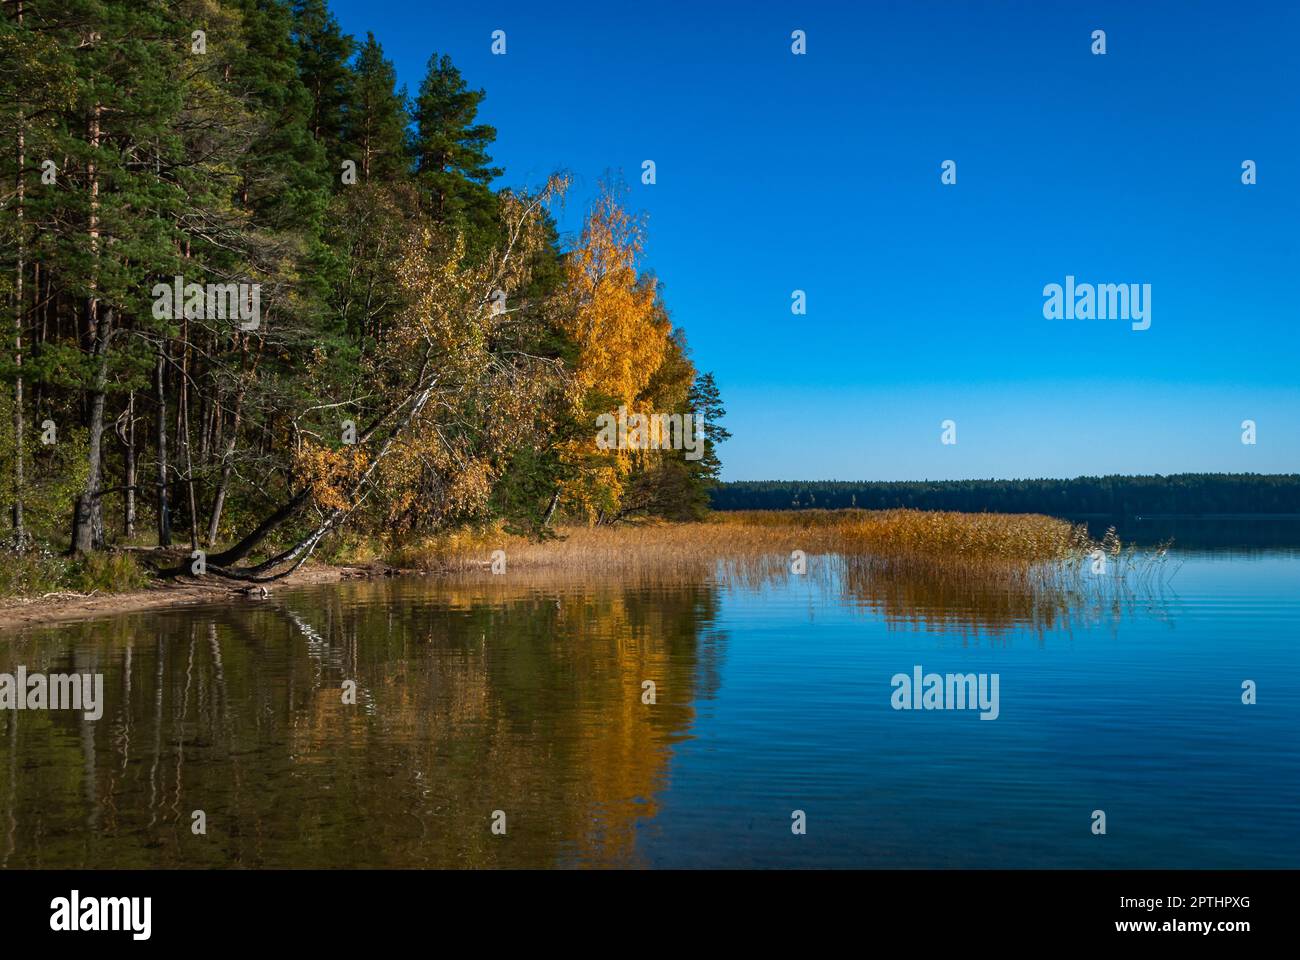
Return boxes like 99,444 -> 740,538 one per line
155,342 -> 171,547
180,314 -> 198,551
542,490 -> 560,527
71,310 -> 113,554
13,15 -> 26,549
122,391 -> 135,539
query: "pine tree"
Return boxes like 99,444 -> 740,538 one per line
342,32 -> 409,184
291,0 -> 354,176
687,371 -> 730,488
233,0 -> 329,227
410,53 -> 502,256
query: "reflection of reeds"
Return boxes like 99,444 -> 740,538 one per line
837,555 -> 1085,638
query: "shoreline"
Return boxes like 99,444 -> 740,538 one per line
0,510 -> 1115,632
0,562 -> 397,632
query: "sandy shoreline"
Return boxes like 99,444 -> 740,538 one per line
0,562 -> 398,632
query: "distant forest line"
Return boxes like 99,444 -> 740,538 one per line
710,474 -> 1300,517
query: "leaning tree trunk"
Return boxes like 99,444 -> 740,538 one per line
201,488 -> 310,569
166,362 -> 440,580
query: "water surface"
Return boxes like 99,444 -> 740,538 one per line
1,540 -> 1296,868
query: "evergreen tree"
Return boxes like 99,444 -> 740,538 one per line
232,0 -> 330,228
291,0 -> 354,176
410,53 -> 502,256
342,32 -> 410,183
687,371 -> 729,488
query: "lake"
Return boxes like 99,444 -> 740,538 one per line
1,531 -> 1297,869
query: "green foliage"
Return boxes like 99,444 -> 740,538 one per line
292,0 -> 356,175
411,53 -> 504,258
0,393 -> 89,542
343,32 -> 411,183
0,0 -> 725,591
0,545 -> 147,598
69,549 -> 150,591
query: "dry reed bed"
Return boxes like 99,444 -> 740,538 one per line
387,508 -> 1096,577
379,510 -> 1174,636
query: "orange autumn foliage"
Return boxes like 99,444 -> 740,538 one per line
555,188 -> 672,518
295,442 -> 371,513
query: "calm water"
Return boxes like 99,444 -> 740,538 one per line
1,542 -> 1297,869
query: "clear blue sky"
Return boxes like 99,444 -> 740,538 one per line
329,0 -> 1299,481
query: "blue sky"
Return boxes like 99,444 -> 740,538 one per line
329,0 -> 1299,481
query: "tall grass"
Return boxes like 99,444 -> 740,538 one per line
0,543 -> 150,600
391,509 -> 1095,576
385,518 -> 824,573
